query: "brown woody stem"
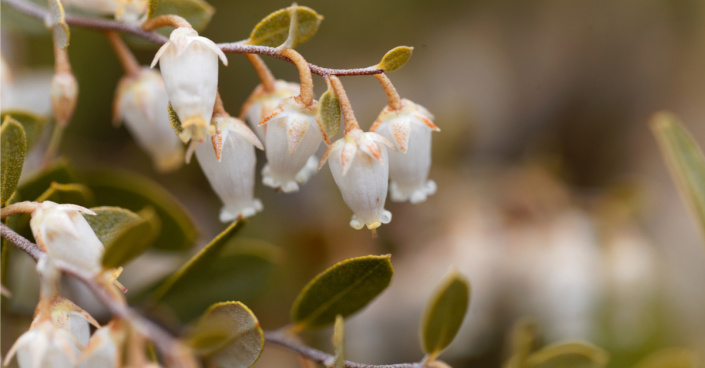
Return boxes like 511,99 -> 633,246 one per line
106,32 -> 141,77
374,73 -> 402,110
279,48 -> 313,107
328,76 -> 360,133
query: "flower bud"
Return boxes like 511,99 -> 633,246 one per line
195,117 -> 263,222
370,99 -> 439,204
61,0 -> 147,23
151,27 -> 228,144
320,129 -> 395,230
260,96 -> 323,192
50,70 -> 78,128
4,320 -> 80,368
29,201 -> 104,276
241,80 -> 299,144
114,68 -> 185,172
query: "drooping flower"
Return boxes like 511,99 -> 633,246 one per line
195,116 -> 264,222
241,80 -> 299,145
30,201 -> 104,276
46,295 -> 101,347
370,99 -> 439,204
151,27 -> 227,144
114,68 -> 185,172
260,96 -> 323,192
61,0 -> 148,23
4,319 -> 80,368
78,320 -> 126,368
320,129 -> 395,230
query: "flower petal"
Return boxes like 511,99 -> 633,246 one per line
318,140 -> 344,170
414,112 -> 439,131
366,132 -> 396,150
287,118 -> 309,155
259,106 -> 284,126
390,118 -> 411,153
199,38 -> 228,66
150,41 -> 171,68
340,142 -> 357,176
231,118 -> 264,150
211,131 -> 224,162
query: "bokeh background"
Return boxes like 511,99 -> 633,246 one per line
3,0 -> 705,367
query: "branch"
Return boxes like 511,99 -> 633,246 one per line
1,0 -> 384,77
263,331 -> 426,368
0,222 -> 43,261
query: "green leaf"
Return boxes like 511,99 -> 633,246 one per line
151,223 -> 281,322
377,46 -> 413,72
16,158 -> 78,202
81,169 -> 197,251
47,0 -> 70,48
317,89 -> 341,144
333,315 -> 345,368
525,341 -> 609,368
85,207 -> 160,269
291,255 -> 394,330
36,182 -> 95,207
652,112 -> 705,244
420,269 -> 470,359
186,302 -> 264,368
632,348 -> 698,368
503,318 -> 539,368
248,5 -> 323,48
1,110 -> 47,149
148,0 -> 215,32
1,116 -> 27,205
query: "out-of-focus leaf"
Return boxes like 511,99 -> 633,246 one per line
248,5 -> 323,48
1,110 -> 46,149
525,341 -> 609,368
652,112 -> 705,245
85,206 -> 160,269
186,301 -> 264,368
632,348 -> 698,368
1,0 -> 48,35
317,89 -> 340,144
16,158 -> 78,202
149,0 -> 214,32
377,46 -> 413,72
151,223 -> 281,322
81,169 -> 197,251
503,318 -> 539,368
291,255 -> 393,330
333,315 -> 345,368
36,182 -> 95,207
1,117 -> 27,205
47,0 -> 70,48
420,269 -> 469,359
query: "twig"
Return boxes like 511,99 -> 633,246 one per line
1,0 -> 384,77
263,331 -> 425,368
0,223 -> 43,261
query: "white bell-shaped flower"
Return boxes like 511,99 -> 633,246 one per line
241,80 -> 299,144
260,96 -> 323,193
370,99 -> 439,204
114,68 -> 185,172
151,27 -> 227,144
78,321 -> 126,368
46,295 -> 101,347
195,117 -> 264,222
29,201 -> 103,276
5,319 -> 80,368
320,129 -> 395,230
62,0 -> 147,23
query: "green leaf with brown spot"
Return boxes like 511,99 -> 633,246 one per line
1,116 -> 27,205
291,255 -> 393,330
36,182 -> 95,207
317,89 -> 340,144
526,341 -> 609,368
1,110 -> 46,149
420,269 -> 469,359
151,222 -> 281,322
82,169 -> 197,251
378,46 -> 413,72
248,5 -> 323,48
186,302 -> 264,368
85,207 -> 160,269
148,0 -> 214,32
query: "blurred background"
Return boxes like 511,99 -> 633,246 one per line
3,0 -> 705,367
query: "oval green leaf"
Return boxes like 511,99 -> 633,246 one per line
317,89 -> 340,144
48,0 -> 70,48
85,206 -> 160,269
1,110 -> 46,149
632,348 -> 698,368
248,5 -> 323,48
420,269 -> 470,359
36,182 -> 95,207
378,46 -> 413,72
186,301 -> 264,368
525,341 -> 609,368
1,117 -> 27,205
291,255 -> 393,330
81,169 -> 197,251
148,0 -> 214,32
652,112 -> 705,246
151,222 -> 281,322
